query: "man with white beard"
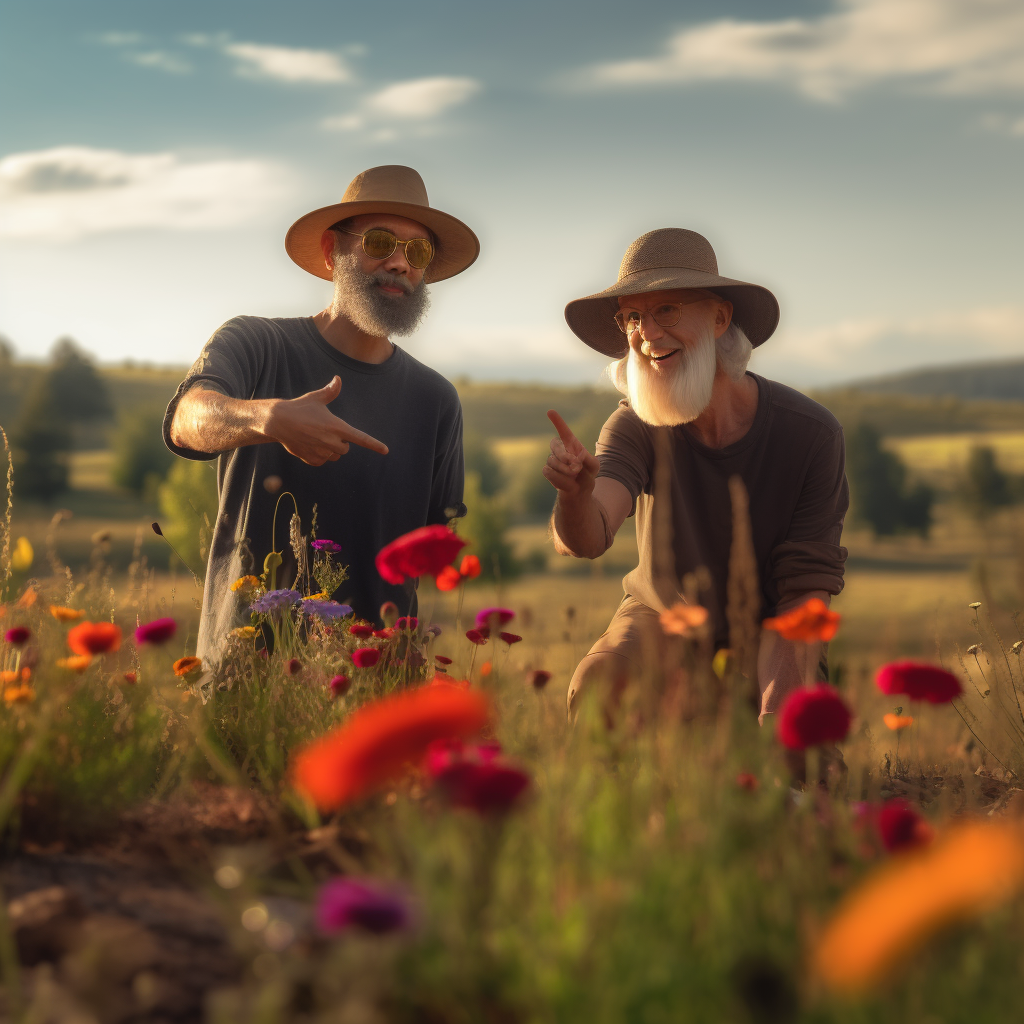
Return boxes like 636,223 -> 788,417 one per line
545,228 -> 849,724
165,165 -> 478,666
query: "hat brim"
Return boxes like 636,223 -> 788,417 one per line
285,200 -> 480,284
565,267 -> 780,358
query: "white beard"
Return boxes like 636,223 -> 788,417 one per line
625,324 -> 717,427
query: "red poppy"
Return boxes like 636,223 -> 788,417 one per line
777,684 -> 852,750
67,621 -> 122,656
375,525 -> 467,585
330,674 -> 350,697
877,799 -> 934,853
499,632 -> 522,645
352,648 -> 380,669
762,598 -> 841,643
349,624 -> 374,638
460,554 -> 482,579
435,655 -> 453,665
373,627 -> 395,640
435,566 -> 462,592
527,670 -> 551,689
466,629 -> 489,645
134,617 -> 177,645
291,684 -> 491,810
876,661 -> 962,704
395,616 -> 418,631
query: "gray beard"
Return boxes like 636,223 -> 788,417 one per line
330,248 -> 431,338
625,325 -> 717,427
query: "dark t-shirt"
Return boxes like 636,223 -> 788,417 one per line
163,315 -> 464,665
596,373 -> 848,647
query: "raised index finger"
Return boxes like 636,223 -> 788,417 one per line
547,410 -> 579,450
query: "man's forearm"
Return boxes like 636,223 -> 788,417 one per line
170,387 -> 279,454
550,494 -> 612,559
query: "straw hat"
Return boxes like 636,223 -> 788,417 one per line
565,228 -> 779,358
285,165 -> 480,284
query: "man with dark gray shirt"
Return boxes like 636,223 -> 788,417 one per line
164,165 -> 478,667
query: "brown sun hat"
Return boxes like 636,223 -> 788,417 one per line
285,164 -> 480,284
565,228 -> 780,358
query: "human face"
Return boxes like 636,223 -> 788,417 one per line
616,289 -> 732,371
319,213 -> 432,294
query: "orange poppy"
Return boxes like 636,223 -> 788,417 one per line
435,565 -> 462,592
172,656 -> 202,677
57,655 -> 93,672
883,713 -> 914,731
67,621 -> 122,656
762,598 -> 840,643
0,668 -> 30,684
659,602 -> 709,637
3,684 -> 34,705
813,819 -> 1024,992
50,605 -> 84,622
291,684 -> 490,811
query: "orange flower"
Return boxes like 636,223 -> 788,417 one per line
0,668 -> 30,684
813,820 -> 1024,992
67,621 -> 122,656
291,684 -> 490,811
50,605 -> 84,622
762,598 -> 840,643
16,588 -> 37,609
57,655 -> 93,672
435,565 -> 462,592
172,656 -> 202,677
883,713 -> 914,731
459,555 -> 481,579
659,602 -> 709,637
3,684 -> 34,705
480,661 -> 493,677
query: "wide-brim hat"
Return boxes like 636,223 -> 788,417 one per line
285,164 -> 480,284
565,228 -> 780,358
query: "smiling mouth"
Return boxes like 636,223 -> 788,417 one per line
649,350 -> 677,363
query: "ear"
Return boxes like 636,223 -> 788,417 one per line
319,229 -> 336,272
713,299 -> 734,340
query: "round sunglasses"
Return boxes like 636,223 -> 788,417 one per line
338,226 -> 434,270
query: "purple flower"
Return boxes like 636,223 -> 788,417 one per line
134,617 -> 177,645
474,607 -> 515,629
316,878 -> 410,935
251,589 -> 302,613
312,539 -> 342,553
300,599 -> 353,621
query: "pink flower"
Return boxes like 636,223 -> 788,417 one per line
316,878 -> 410,935
312,539 -> 342,553
376,525 -> 467,585
474,607 -> 514,629
776,684 -> 852,751
352,648 -> 381,669
330,674 -> 350,697
876,661 -> 962,703
4,626 -> 30,646
134,617 -> 177,645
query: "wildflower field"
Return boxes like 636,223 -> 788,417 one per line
4,445 -> 1024,1024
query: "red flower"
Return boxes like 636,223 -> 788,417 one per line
287,657 -> 302,676
435,655 -> 453,665
460,554 -> 481,579
375,525 -> 467,585
877,799 -> 934,853
465,629 -> 489,645
435,566 -> 462,592
352,648 -> 380,669
123,671 -> 137,685
736,772 -> 760,792
395,616 -> 418,631
134,617 -> 176,645
435,761 -> 531,816
499,632 -> 522,645
349,624 -> 374,638
68,621 -> 122,656
876,661 -> 962,704
291,685 -> 491,810
527,669 -> 551,689
776,684 -> 852,750
762,598 -> 841,643
4,626 -> 30,646
373,627 -> 395,640
330,674 -> 350,697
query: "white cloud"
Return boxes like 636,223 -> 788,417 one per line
95,31 -> 144,47
579,0 -> 1024,102
981,112 -> 1024,137
130,51 -> 191,74
223,42 -> 352,83
0,146 -> 287,240
323,76 -> 480,134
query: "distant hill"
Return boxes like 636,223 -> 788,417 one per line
844,358 -> 1024,401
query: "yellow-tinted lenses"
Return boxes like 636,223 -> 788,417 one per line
360,229 -> 434,269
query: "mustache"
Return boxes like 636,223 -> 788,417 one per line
366,268 -> 417,296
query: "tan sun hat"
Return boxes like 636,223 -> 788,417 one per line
285,164 -> 480,284
565,228 -> 780,358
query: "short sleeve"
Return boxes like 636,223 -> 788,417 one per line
162,317 -> 266,461
769,427 -> 849,598
595,402 -> 653,517
428,388 -> 465,525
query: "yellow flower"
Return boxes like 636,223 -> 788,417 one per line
306,591 -> 328,601
230,575 -> 261,593
229,626 -> 257,639
659,602 -> 709,637
3,684 -> 34,705
57,654 -> 93,672
712,649 -> 732,679
10,537 -> 33,573
50,605 -> 85,622
883,713 -> 914,731
813,820 -> 1024,993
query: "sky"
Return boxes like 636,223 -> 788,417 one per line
1,0 -> 1023,390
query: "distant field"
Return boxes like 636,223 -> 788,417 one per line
887,431 -> 1024,485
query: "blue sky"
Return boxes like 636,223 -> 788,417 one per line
1,0 -> 1023,388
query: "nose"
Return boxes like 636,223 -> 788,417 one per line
382,249 -> 410,276
632,312 -> 664,349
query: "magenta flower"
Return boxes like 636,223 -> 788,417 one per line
436,761 -> 531,816
777,685 -> 852,750
474,607 -> 515,629
876,661 -> 962,703
395,616 -> 418,631
134,617 -> 177,645
316,878 -> 411,935
330,674 -> 351,697
352,647 -> 381,669
312,539 -> 342,553
349,624 -> 374,638
4,626 -> 31,646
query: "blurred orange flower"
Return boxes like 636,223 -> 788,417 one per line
67,621 -> 122,656
50,605 -> 84,622
16,588 -> 37,609
762,598 -> 840,643
230,575 -> 260,593
57,655 -> 93,672
291,684 -> 490,811
883,713 -> 914,731
459,555 -> 481,579
3,684 -> 34,705
0,668 -> 30,684
172,656 -> 202,677
480,661 -> 493,677
659,602 -> 709,637
813,819 -> 1024,992
435,566 -> 462,592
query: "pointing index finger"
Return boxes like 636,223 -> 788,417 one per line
547,410 -> 578,450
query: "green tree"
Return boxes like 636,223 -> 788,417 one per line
11,374 -> 71,500
112,406 -> 175,498
846,423 -> 933,537
959,445 -> 1012,522
157,459 -> 220,574
48,338 -> 112,424
463,430 -> 505,498
459,472 -> 520,581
